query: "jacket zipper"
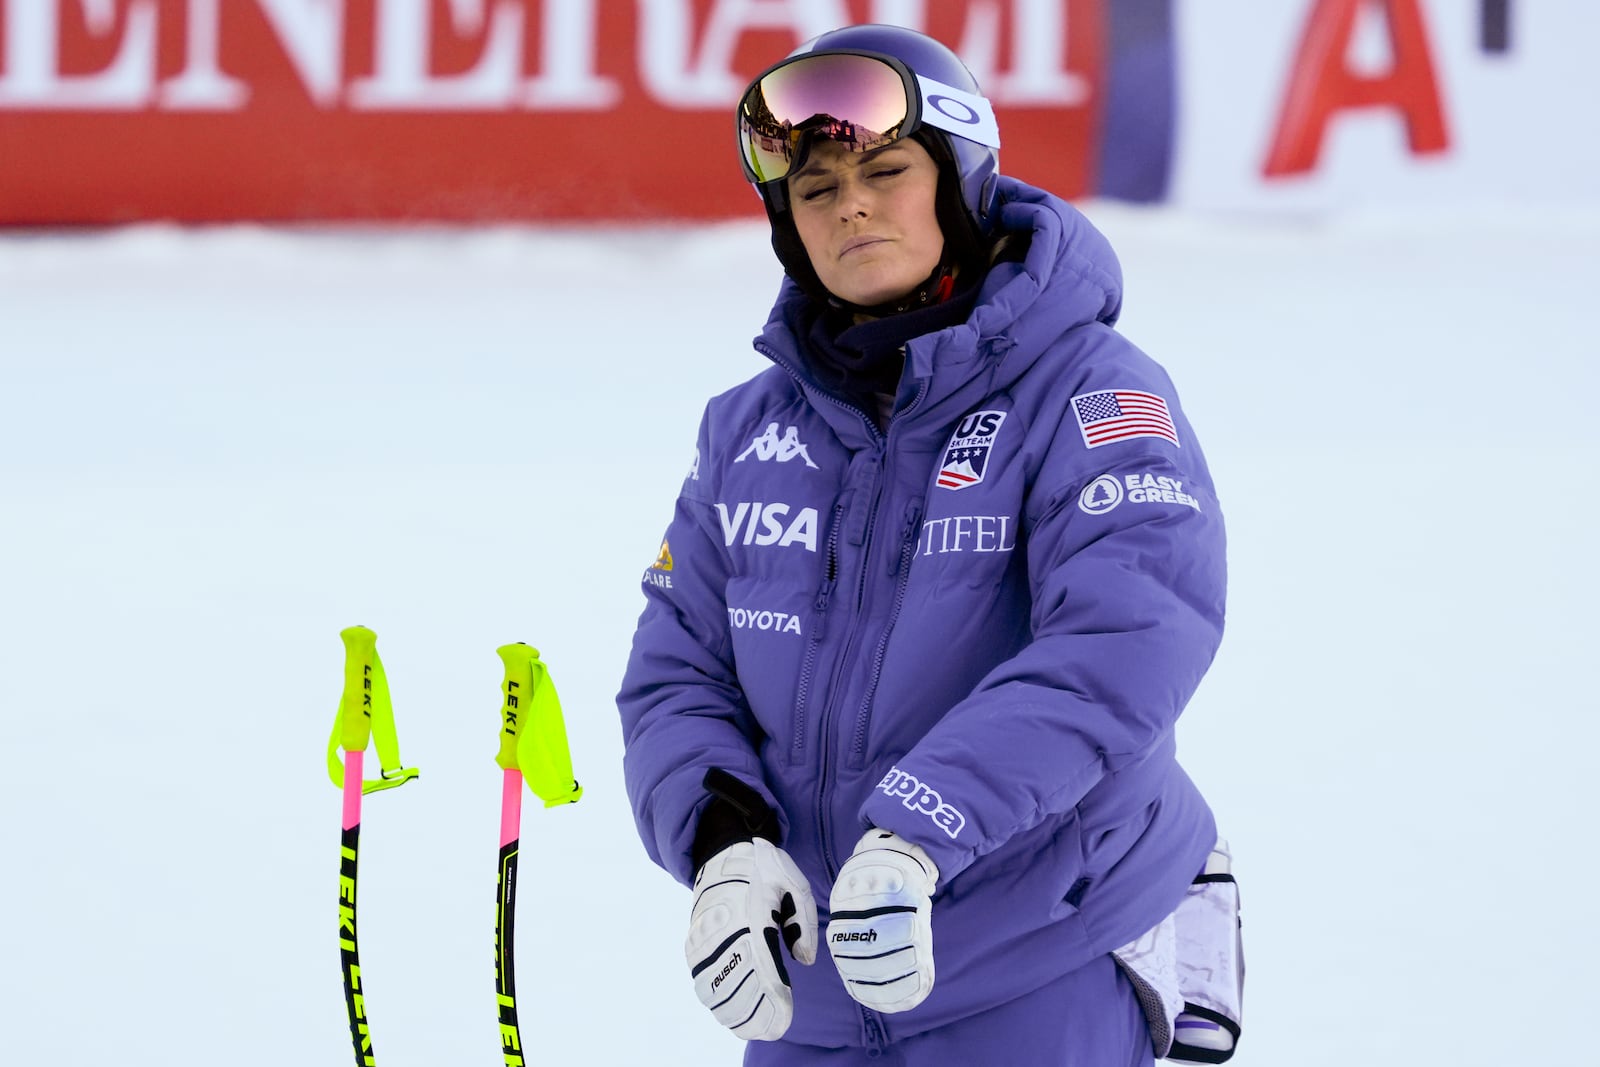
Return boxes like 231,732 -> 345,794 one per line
750,341 -> 931,882
847,500 -> 923,768
790,502 -> 845,762
815,449 -> 884,877
752,340 -> 884,848
749,339 -> 926,1056
753,340 -> 885,446
851,371 -> 931,773
863,1010 -> 888,1053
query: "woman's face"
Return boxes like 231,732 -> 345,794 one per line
787,137 -> 944,307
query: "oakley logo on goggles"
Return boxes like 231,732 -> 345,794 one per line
736,50 -> 1000,187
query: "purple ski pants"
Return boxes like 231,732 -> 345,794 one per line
744,954 -> 1153,1066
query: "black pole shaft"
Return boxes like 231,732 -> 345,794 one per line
497,840 -> 524,1066
340,825 -> 375,1066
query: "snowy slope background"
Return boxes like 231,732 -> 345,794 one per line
2,205 -> 1595,1066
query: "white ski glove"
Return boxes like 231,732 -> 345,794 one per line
827,829 -> 940,1013
685,838 -> 818,1041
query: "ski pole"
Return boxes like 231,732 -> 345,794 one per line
327,625 -> 420,1067
494,643 -> 582,1067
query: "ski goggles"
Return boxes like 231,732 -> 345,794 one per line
735,50 -> 1000,187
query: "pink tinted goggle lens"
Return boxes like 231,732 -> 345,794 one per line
737,53 -> 912,184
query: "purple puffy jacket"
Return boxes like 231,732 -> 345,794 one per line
618,177 -> 1224,1049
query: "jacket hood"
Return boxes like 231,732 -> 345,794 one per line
972,176 -> 1123,339
757,176 -> 1125,432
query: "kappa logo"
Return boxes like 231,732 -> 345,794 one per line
716,502 -> 819,552
875,766 -> 966,840
937,410 -> 1007,490
1078,473 -> 1201,516
735,423 -> 818,468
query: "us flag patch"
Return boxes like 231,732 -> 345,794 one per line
1070,389 -> 1180,449
937,410 -> 1007,490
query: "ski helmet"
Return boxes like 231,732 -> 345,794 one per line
734,24 -> 1003,303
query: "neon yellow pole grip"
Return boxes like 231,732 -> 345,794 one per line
495,643 -> 582,807
496,642 -> 534,771
339,625 -> 378,753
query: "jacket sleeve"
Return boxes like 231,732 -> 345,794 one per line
616,408 -> 780,887
858,381 -> 1226,883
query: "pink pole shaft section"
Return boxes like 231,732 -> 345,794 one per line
500,769 -> 523,847
342,749 -> 364,830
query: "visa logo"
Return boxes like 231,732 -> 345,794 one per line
716,502 -> 818,552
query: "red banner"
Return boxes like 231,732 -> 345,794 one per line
0,0 -> 1103,223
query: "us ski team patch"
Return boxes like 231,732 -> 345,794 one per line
937,410 -> 1006,490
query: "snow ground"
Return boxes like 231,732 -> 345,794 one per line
1,205 -> 1595,1066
